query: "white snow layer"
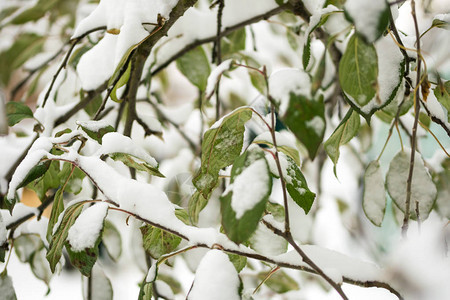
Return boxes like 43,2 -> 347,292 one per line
68,202 -> 109,251
74,0 -> 178,90
96,132 -> 158,167
188,250 -> 240,300
230,159 -> 269,219
345,0 -> 387,43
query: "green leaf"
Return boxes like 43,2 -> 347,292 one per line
14,234 -> 44,263
192,107 -> 252,201
228,254 -> 247,273
9,0 -> 59,25
188,191 -> 208,225
174,208 -> 190,225
339,34 -> 378,108
110,62 -> 131,102
324,109 -> 360,169
221,147 -> 272,244
138,280 -> 153,300
0,33 -> 45,85
46,188 -> 65,242
303,12 -> 333,69
311,52 -> 326,96
249,69 -> 266,95
83,94 -> 103,117
176,46 -> 211,91
109,153 -> 164,177
265,202 -> 285,222
6,102 -> 33,126
79,123 -> 114,144
434,160 -> 450,219
18,161 -> 51,191
282,93 -> 325,159
283,155 -> 316,214
252,139 -> 300,166
46,201 -> 87,273
158,274 -> 183,295
386,150 -> 437,220
221,28 -> 246,59
83,265 -> 113,300
434,81 -> 450,122
140,225 -> 181,259
30,249 -> 52,286
257,269 -> 299,294
0,272 -> 17,300
363,161 -> 386,226
102,221 -> 122,262
66,243 -> 99,277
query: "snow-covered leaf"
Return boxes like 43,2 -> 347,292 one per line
187,250 -> 240,300
6,102 -> 33,126
138,281 -> 152,300
283,155 -> 316,214
46,200 -> 88,273
221,147 -> 272,244
102,221 -> 122,262
363,160 -> 386,226
109,153 -> 164,177
257,269 -> 299,294
282,93 -> 325,159
344,0 -> 389,43
192,107 -> 252,202
78,121 -> 114,144
66,203 -> 109,276
339,34 -> 377,108
386,150 -> 437,220
83,265 -> 113,300
0,272 -> 17,300
176,46 -> 211,91
8,0 -> 58,25
250,223 -> 287,256
340,34 -> 404,119
110,62 -> 130,102
324,109 -> 360,169
0,214 -> 6,262
140,225 -> 181,259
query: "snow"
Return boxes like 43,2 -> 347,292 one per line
188,250 -> 240,300
76,120 -> 112,132
96,132 -> 158,167
205,59 -> 234,99
209,106 -> 251,130
250,221 -> 286,256
269,68 -> 311,116
67,202 -> 109,251
145,264 -> 157,283
433,13 -> 450,23
253,131 -> 297,149
363,161 -> 386,226
345,0 -> 388,43
229,159 -> 269,219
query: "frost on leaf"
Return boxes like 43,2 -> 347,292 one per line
386,150 -> 437,220
190,107 -> 252,223
363,160 -> 386,226
187,250 -> 240,300
221,147 -> 272,244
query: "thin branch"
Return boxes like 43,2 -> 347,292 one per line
150,4 -> 289,76
6,193 -> 55,230
402,0 -> 422,238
